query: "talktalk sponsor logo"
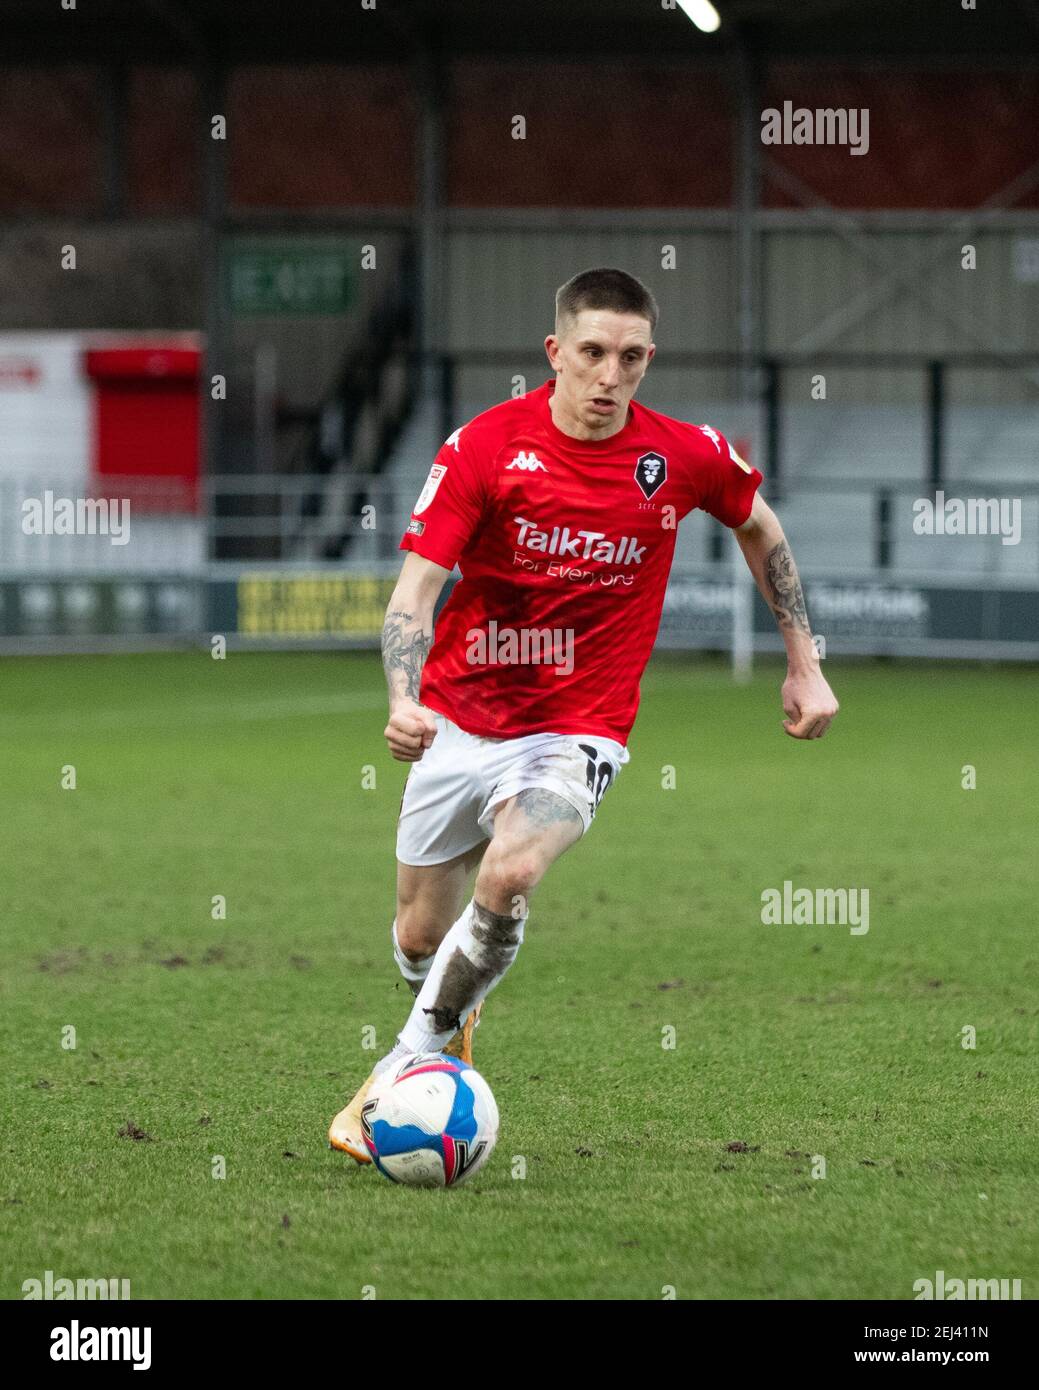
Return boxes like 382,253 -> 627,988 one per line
512,516 -> 646,565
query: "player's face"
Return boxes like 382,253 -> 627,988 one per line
544,309 -> 655,439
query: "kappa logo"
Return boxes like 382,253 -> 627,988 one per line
699,424 -> 754,473
634,451 -> 667,500
507,451 -> 548,472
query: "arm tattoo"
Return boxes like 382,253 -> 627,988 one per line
764,539 -> 811,636
382,608 -> 432,703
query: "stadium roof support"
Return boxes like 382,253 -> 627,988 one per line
416,44 -> 447,397
201,62 -> 228,484
729,34 -> 763,682
732,42 -> 762,406
100,64 -> 129,219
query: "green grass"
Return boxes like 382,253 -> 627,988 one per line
2,651 -> 1036,1300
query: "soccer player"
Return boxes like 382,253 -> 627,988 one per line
329,267 -> 838,1162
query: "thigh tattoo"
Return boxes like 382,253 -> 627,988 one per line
513,786 -> 584,829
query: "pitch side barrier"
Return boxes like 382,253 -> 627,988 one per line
657,567 -> 1039,662
1,565 -> 1036,660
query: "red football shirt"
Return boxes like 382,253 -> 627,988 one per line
399,379 -> 762,744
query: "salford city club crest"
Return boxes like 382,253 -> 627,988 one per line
634,451 -> 667,500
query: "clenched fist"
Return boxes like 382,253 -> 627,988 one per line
781,666 -> 839,740
384,699 -> 439,762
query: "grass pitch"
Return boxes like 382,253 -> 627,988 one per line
2,650 -> 1036,1300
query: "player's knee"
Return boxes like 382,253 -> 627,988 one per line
476,845 -> 542,905
394,907 -> 441,960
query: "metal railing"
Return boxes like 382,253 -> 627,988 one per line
436,350 -> 1039,493
3,471 -> 1036,580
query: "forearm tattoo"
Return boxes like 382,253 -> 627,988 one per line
382,608 -> 432,702
764,539 -> 811,636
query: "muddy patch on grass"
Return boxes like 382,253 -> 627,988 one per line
37,948 -> 90,974
117,1122 -> 153,1142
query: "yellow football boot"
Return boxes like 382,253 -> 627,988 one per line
442,1002 -> 483,1065
328,1072 -> 377,1163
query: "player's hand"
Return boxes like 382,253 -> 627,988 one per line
384,699 -> 438,761
781,665 -> 839,740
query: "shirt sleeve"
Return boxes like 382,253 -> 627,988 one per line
695,428 -> 764,528
399,424 -> 488,570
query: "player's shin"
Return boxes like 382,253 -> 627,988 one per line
392,915 -> 483,1062
377,899 -> 525,1072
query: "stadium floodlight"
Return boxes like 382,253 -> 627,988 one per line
676,0 -> 722,33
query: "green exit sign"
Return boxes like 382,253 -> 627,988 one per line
227,243 -> 356,316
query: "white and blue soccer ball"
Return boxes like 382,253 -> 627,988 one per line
361,1052 -> 499,1188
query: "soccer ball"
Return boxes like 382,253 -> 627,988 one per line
361,1052 -> 499,1188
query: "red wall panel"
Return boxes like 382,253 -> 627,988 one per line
448,62 -> 733,207
762,69 -> 1039,209
0,69 -> 102,213
130,68 -> 200,214
229,65 -> 415,207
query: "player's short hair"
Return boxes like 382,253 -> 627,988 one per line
554,267 -> 659,337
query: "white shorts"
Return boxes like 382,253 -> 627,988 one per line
395,712 -> 630,866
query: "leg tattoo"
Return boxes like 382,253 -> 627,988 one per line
512,786 -> 583,829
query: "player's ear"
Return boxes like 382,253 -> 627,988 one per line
544,334 -> 560,368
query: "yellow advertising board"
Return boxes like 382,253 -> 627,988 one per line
237,574 -> 396,639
